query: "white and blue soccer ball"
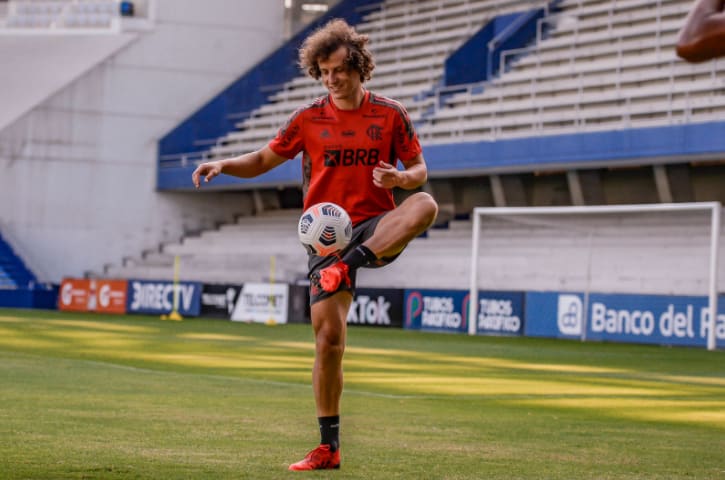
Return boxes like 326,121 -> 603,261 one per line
298,202 -> 353,256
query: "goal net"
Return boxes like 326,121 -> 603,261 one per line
468,202 -> 722,350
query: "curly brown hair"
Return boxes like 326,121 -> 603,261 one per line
298,18 -> 375,82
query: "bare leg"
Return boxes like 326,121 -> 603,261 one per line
677,0 -> 725,62
310,291 -> 351,417
363,191 -> 439,258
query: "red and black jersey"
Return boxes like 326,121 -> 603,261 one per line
268,90 -> 422,225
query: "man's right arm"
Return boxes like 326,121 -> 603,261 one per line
192,146 -> 288,188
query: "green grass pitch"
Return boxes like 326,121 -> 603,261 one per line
0,308 -> 723,479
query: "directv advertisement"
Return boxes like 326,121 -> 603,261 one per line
126,279 -> 202,316
525,291 -> 725,348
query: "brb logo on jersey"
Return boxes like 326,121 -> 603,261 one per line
324,148 -> 380,167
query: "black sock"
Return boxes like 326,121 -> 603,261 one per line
341,245 -> 377,269
318,415 -> 340,452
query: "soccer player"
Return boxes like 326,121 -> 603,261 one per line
191,19 -> 438,471
676,0 -> 725,62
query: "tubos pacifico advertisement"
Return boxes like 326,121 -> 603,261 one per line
403,289 -> 524,336
404,289 -> 468,334
475,291 -> 524,336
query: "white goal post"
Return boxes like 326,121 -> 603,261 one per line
468,202 -> 722,351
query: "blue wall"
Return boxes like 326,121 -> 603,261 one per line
157,0 -> 382,186
422,120 -> 725,175
0,286 -> 58,310
157,120 -> 725,189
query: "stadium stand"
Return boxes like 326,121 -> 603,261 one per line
379,208 -> 725,294
107,0 -> 725,293
0,231 -> 37,288
161,0 -> 724,169
107,199 -> 725,294
106,209 -> 308,284
204,0 -> 552,159
2,0 -> 724,299
0,268 -> 16,289
416,0 -> 725,143
1,0 -> 135,30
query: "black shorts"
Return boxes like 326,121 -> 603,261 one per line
308,212 -> 402,305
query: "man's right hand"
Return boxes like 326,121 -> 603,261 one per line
191,161 -> 222,188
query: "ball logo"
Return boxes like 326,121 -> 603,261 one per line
319,226 -> 337,246
299,213 -> 313,235
558,294 -> 583,336
320,204 -> 342,217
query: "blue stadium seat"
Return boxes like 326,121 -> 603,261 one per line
0,233 -> 37,289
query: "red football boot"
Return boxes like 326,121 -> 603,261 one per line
288,444 -> 341,471
318,261 -> 351,292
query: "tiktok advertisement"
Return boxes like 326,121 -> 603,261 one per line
346,288 -> 404,328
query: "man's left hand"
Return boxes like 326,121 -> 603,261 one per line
372,161 -> 401,189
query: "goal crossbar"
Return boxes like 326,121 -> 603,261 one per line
468,202 -> 722,350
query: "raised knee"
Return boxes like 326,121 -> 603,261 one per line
414,192 -> 439,227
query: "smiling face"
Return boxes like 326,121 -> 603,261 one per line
317,45 -> 364,110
